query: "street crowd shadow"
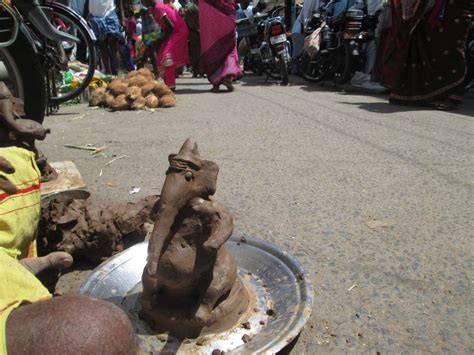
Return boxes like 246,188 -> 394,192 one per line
175,88 -> 211,95
339,94 -> 474,118
238,72 -> 295,87
175,81 -> 208,86
296,75 -> 474,118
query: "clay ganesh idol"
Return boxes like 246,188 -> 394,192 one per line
140,138 -> 249,339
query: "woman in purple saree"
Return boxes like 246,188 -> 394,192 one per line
198,0 -> 242,92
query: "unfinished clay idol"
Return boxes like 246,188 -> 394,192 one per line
140,138 -> 249,339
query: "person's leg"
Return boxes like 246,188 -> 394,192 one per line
99,41 -> 112,74
108,35 -> 121,75
164,65 -> 176,89
123,42 -> 136,71
76,39 -> 87,64
6,295 -> 137,354
364,39 -> 377,76
150,47 -> 159,78
20,252 -> 73,275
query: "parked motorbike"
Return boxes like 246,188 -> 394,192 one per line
0,0 -> 96,121
237,7 -> 291,85
298,0 -> 378,84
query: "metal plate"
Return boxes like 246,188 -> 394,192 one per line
78,234 -> 314,354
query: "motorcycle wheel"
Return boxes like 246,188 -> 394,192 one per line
299,51 -> 325,83
0,32 -> 46,123
278,53 -> 289,85
43,2 -> 96,104
333,41 -> 352,85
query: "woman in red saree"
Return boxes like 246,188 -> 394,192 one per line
150,0 -> 189,90
198,0 -> 242,92
378,0 -> 473,109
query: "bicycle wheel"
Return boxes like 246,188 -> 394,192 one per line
41,2 -> 96,104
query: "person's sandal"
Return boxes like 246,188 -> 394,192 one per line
428,100 -> 457,111
222,77 -> 234,92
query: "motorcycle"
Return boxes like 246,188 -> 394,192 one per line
237,7 -> 291,85
298,0 -> 378,84
0,0 -> 96,121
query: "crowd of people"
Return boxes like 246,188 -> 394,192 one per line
293,0 -> 473,109
75,0 -> 243,92
75,0 -> 472,108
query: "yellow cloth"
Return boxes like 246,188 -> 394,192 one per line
0,146 -> 48,354
0,146 -> 41,259
0,250 -> 51,354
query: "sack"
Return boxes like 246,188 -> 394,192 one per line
304,22 -> 325,58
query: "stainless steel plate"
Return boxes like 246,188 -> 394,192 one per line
78,234 -> 314,354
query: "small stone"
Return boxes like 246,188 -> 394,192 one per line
242,334 -> 252,343
242,321 -> 251,329
156,334 -> 167,342
259,320 -> 266,325
212,350 -> 223,355
266,309 -> 275,317
240,236 -> 247,243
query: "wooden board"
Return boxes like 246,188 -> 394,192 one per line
41,161 -> 89,201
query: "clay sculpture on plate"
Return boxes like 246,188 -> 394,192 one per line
140,138 -> 250,339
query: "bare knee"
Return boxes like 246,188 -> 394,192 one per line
6,295 -> 136,355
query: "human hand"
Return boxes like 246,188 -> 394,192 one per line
0,156 -> 17,194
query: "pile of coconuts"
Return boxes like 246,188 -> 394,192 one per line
89,68 -> 176,111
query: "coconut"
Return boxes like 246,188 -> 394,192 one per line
127,71 -> 139,79
128,75 -> 148,87
109,80 -> 129,96
153,82 -> 173,97
141,82 -> 155,97
105,92 -> 115,107
137,67 -> 154,79
126,86 -> 142,101
89,87 -> 106,107
145,93 -> 159,108
110,94 -> 130,111
159,94 -> 176,108
131,95 -> 147,110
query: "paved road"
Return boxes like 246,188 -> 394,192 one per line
40,74 -> 474,353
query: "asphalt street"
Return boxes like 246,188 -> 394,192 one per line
39,74 -> 474,353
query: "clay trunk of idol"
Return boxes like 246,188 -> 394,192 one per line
140,138 -> 249,339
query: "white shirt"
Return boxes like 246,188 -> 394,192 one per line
89,0 -> 116,17
172,0 -> 182,11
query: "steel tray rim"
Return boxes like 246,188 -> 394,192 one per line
78,234 -> 314,354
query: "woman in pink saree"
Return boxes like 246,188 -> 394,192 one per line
151,0 -> 189,90
198,0 -> 242,92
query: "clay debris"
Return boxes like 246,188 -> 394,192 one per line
89,68 -> 176,111
39,195 -> 159,262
